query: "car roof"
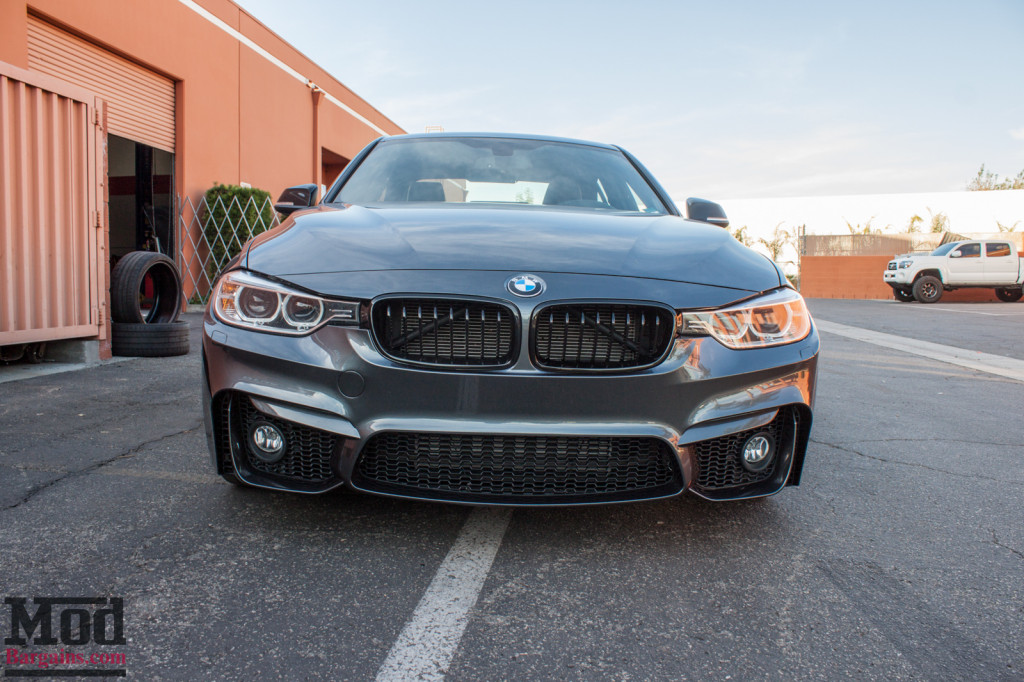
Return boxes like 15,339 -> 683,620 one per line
380,132 -> 620,151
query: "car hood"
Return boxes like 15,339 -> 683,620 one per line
244,204 -> 781,292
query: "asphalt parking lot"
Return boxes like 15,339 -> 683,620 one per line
2,299 -> 1022,680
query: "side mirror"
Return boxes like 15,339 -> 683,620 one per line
274,184 -> 318,216
949,251 -> 962,259
686,197 -> 729,228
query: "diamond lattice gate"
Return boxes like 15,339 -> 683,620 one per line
178,193 -> 280,304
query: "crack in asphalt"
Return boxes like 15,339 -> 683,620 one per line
40,398 -> 194,441
990,529 -> 1024,561
2,421 -> 203,512
810,438 -> 1024,485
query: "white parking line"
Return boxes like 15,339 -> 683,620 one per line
815,320 -> 1024,383
376,507 -> 512,682
895,305 -> 1023,317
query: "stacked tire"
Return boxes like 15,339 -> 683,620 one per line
109,251 -> 190,357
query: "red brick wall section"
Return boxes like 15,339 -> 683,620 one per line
801,256 -> 892,299
800,256 -> 1009,302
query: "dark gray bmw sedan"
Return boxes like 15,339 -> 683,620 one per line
202,133 -> 818,505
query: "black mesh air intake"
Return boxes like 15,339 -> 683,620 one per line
372,298 -> 517,368
214,393 -> 234,476
229,393 -> 338,483
353,433 -> 682,503
533,303 -> 674,370
693,408 -> 794,491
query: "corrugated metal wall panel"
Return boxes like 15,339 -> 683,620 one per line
27,16 -> 175,153
0,64 -> 101,345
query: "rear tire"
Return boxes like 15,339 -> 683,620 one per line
994,287 -> 1023,302
111,321 -> 190,357
912,276 -> 943,303
110,251 -> 183,324
893,287 -> 915,302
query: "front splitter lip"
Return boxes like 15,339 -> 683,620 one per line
227,466 -> 792,506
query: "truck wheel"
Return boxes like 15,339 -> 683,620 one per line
995,287 -> 1023,302
912,276 -> 943,303
893,287 -> 915,302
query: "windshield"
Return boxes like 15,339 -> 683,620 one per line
930,242 -> 959,256
333,137 -> 668,214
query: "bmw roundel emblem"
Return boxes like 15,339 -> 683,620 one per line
507,274 -> 545,297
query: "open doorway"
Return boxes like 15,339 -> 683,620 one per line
108,134 -> 175,266
321,147 -> 350,190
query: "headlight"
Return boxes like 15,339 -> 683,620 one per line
898,260 -> 913,269
678,288 -> 812,349
212,270 -> 358,335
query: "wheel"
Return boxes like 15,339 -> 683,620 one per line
893,287 -> 915,302
110,251 -> 183,324
23,343 -> 46,363
111,321 -> 190,357
912,276 -> 943,303
994,287 -> 1023,302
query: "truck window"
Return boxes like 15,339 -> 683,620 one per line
955,243 -> 980,258
986,243 -> 1012,258
930,243 -> 958,256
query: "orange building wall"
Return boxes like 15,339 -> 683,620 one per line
800,256 -> 1007,302
1,0 -> 404,353
2,0 -> 404,204
0,3 -> 28,66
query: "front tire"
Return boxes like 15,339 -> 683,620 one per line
893,287 -> 915,302
995,287 -> 1023,302
913,276 -> 943,303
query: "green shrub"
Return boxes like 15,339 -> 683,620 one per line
201,183 -> 275,283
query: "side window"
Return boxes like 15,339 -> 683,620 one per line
986,243 -> 1012,258
955,243 -> 981,258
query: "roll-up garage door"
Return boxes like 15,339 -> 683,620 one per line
27,15 -> 175,152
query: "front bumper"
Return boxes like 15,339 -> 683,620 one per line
884,270 -> 910,285
202,311 -> 819,505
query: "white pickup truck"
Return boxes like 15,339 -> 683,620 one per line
883,239 -> 1024,303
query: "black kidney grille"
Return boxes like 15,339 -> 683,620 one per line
373,299 -> 516,367
231,394 -> 338,483
533,304 -> 674,370
693,409 -> 793,490
354,433 -> 681,502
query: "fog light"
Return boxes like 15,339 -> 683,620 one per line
249,421 -> 286,463
740,432 -> 775,472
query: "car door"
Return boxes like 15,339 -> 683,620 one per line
983,242 -> 1018,283
947,242 -> 984,284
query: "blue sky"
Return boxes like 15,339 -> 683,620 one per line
236,0 -> 1024,200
